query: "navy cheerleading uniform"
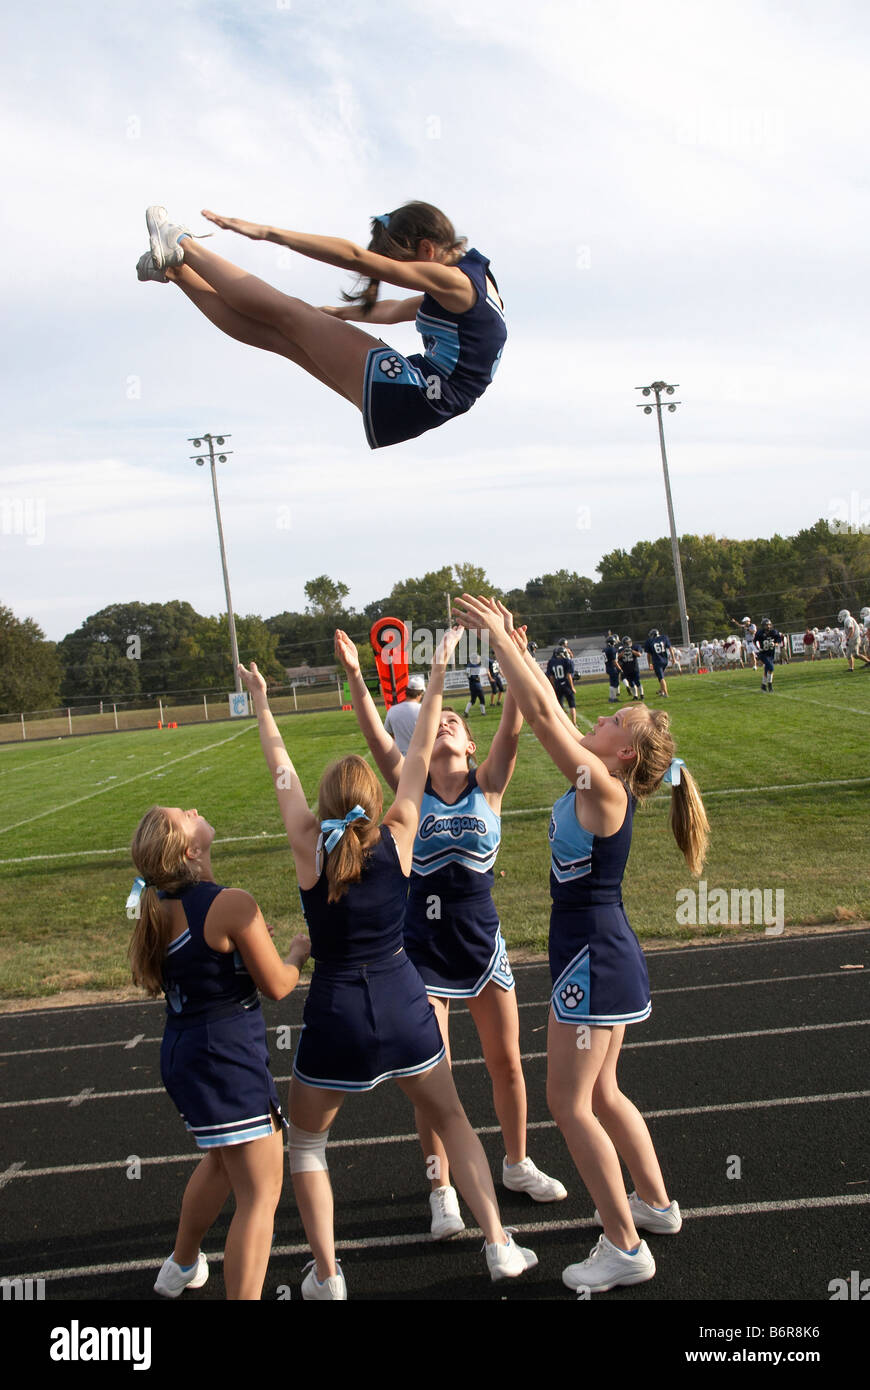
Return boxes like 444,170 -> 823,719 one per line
404,771 -> 515,998
159,881 -> 284,1149
293,827 -> 445,1091
548,785 -> 651,1026
362,249 -> 506,450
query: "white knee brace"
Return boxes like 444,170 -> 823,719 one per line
288,1124 -> 330,1173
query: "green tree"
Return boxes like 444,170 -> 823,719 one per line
197,614 -> 286,687
0,606 -> 62,712
304,576 -> 351,617
504,571 -> 595,645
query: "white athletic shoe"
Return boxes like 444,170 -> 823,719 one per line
146,204 -> 212,272
136,251 -> 168,283
153,1250 -> 208,1297
429,1185 -> 466,1240
502,1156 -> 567,1203
562,1233 -> 655,1293
300,1260 -> 347,1300
592,1191 -> 682,1234
485,1233 -> 538,1282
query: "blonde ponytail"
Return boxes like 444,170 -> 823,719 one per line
624,708 -> 709,877
129,807 -> 200,995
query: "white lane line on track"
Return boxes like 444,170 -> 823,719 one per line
2,970 -> 863,1059
2,1020 -> 867,1109
0,722 -> 256,837
10,1192 -> 870,1284
4,1091 -> 868,1184
4,775 -> 870,865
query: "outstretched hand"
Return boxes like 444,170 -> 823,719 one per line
452,594 -> 509,639
334,629 -> 361,675
201,210 -> 271,241
433,624 -> 463,667
238,661 -> 268,699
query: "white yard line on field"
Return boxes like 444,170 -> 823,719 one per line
0,723 -> 256,837
1,771 -> 869,864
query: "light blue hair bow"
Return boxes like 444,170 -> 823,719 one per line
125,876 -> 152,918
316,805 -> 369,874
374,213 -> 391,229
662,757 -> 686,787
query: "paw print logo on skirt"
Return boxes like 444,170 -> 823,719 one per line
379,354 -> 404,379
499,951 -> 511,977
559,982 -> 584,1009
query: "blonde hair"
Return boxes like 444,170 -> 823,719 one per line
621,707 -> 709,877
128,806 -> 200,996
317,756 -> 383,903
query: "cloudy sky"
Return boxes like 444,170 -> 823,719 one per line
1,0 -> 868,642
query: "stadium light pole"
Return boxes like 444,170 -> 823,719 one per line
189,433 -> 242,695
635,382 -> 691,649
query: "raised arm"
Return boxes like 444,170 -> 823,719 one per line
238,662 -> 320,856
334,630 -> 403,791
383,627 -> 463,870
200,211 -> 474,310
476,614 -> 524,799
452,598 -> 620,809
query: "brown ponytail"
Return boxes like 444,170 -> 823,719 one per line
129,806 -> 200,996
342,202 -> 467,315
317,756 -> 383,902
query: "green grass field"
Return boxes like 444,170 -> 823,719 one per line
0,660 -> 868,999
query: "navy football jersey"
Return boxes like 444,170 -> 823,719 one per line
755,627 -> 783,654
644,635 -> 671,661
547,654 -> 575,686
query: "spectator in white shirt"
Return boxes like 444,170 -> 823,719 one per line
383,674 -> 426,753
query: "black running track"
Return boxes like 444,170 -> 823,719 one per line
1,930 -> 867,1370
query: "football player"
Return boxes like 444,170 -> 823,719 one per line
617,637 -> 644,701
755,617 -> 784,691
644,629 -> 672,697
546,641 -> 578,726
603,632 -> 621,703
838,609 -> 870,671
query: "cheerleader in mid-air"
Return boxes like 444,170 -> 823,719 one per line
137,201 -> 505,450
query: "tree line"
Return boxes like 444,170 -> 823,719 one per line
2,521 -> 868,712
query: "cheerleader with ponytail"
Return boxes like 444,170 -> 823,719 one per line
239,635 -> 537,1300
452,595 -> 709,1296
129,805 -> 309,1300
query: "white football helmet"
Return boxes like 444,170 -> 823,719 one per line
837,609 -> 850,624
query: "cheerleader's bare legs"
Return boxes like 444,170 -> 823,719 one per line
167,263 -> 358,403
174,238 -> 378,406
169,1125 -> 285,1300
417,983 -> 527,1194
546,1016 -> 671,1251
